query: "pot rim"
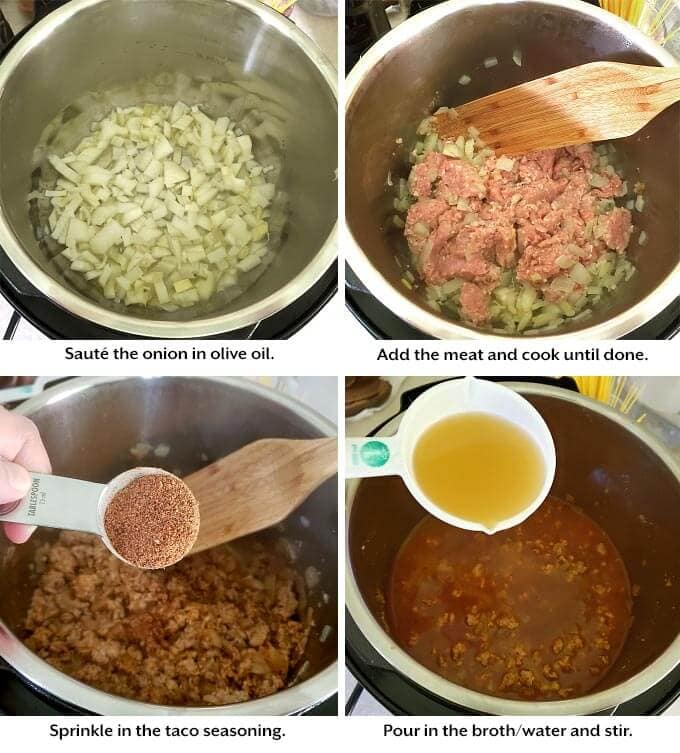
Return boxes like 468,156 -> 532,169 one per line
0,0 -> 338,338
1,375 -> 338,715
344,0 -> 680,340
345,381 -> 680,714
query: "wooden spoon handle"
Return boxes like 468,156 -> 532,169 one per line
187,437 -> 337,554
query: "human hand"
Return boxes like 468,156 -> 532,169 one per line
0,406 -> 51,543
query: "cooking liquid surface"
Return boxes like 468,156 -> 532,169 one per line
387,497 -> 633,701
412,412 -> 545,528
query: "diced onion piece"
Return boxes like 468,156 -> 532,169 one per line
82,166 -> 112,186
48,155 -> 80,183
237,254 -> 260,272
442,142 -> 461,158
496,156 -> 515,172
458,74 -> 471,85
163,160 -> 189,187
91,220 -> 123,255
512,48 -> 522,66
484,56 -> 498,68
65,217 -> 91,246
588,173 -> 608,188
154,135 -> 174,160
569,262 -> 592,286
173,278 -> 193,293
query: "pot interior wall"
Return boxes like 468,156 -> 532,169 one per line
346,0 -> 679,336
348,389 -> 680,700
0,0 -> 336,321
0,377 -> 337,693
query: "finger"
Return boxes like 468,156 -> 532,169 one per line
0,409 -> 50,546
0,459 -> 33,544
3,522 -> 36,544
0,409 -> 51,474
14,425 -> 51,474
0,458 -> 31,503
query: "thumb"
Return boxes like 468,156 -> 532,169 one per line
0,459 -> 31,505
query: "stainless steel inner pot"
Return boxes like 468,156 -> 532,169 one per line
346,382 -> 680,714
0,0 -> 337,337
0,376 -> 337,715
345,0 -> 680,340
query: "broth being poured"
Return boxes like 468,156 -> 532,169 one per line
412,412 -> 545,529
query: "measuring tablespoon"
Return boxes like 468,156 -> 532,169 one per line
345,377 -> 556,534
0,467 -> 180,566
0,437 -> 338,560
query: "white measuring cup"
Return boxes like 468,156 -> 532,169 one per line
0,466 -> 180,566
346,377 -> 556,534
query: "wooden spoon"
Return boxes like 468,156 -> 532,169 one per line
433,61 -> 680,156
185,437 -> 337,554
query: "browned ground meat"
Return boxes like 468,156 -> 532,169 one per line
23,531 -> 311,706
404,145 -> 633,324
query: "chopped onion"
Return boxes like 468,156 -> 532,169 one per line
496,156 -> 515,172
588,173 -> 609,188
569,262 -> 592,286
34,102 -> 283,310
458,74 -> 471,85
512,48 -> 523,67
319,625 -> 332,644
639,230 -> 648,246
484,56 -> 499,68
153,443 -> 171,458
442,142 -> 461,158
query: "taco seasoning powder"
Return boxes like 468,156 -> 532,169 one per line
104,473 -> 200,569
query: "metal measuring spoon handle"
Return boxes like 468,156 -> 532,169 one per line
0,472 -> 103,534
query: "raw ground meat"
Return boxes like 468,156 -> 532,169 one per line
459,282 -> 490,325
404,144 -> 633,325
23,531 -> 312,706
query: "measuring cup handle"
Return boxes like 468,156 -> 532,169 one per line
345,436 -> 402,479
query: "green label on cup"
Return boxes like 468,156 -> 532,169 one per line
360,440 -> 390,468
